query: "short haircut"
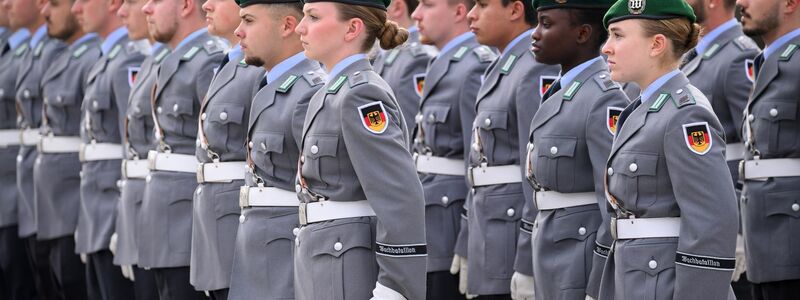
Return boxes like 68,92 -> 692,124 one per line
567,8 -> 608,51
500,0 -> 536,26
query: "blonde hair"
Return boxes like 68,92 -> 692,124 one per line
641,18 -> 702,61
334,3 -> 409,51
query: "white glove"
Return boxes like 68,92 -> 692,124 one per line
109,232 -> 118,255
510,272 -> 535,300
450,255 -> 476,299
126,265 -> 136,281
120,264 -> 130,280
80,253 -> 87,264
370,282 -> 407,300
585,295 -> 596,300
732,234 -> 746,282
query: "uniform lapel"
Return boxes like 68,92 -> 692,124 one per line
153,51 -> 181,101
203,58 -> 239,106
529,59 -> 604,132
749,46 -> 785,101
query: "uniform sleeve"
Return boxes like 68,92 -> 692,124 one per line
721,49 -> 758,140
340,83 -> 427,300
584,87 -> 628,298
397,53 -> 430,134
111,56 -> 143,138
664,105 -> 738,300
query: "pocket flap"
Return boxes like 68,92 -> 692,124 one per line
310,221 -> 373,258
552,207 -> 600,242
615,152 -> 658,177
253,132 -> 284,154
48,91 -> 79,106
482,192 -> 524,221
424,177 -> 468,207
306,135 -> 338,158
619,241 -> 677,276
476,110 -> 508,130
87,93 -> 111,112
165,99 -> 194,116
757,101 -> 797,121
537,136 -> 577,158
425,105 -> 451,124
208,103 -> 245,125
765,191 -> 800,218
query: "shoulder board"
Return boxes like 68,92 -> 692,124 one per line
327,75 -> 348,94
452,46 -> 469,61
410,45 -> 427,57
73,44 -> 88,58
702,43 -> 721,59
779,44 -> 798,61
348,71 -> 369,88
649,92 -> 671,112
181,46 -> 200,61
276,74 -> 300,93
732,36 -> 759,51
671,87 -> 696,108
302,71 -> 325,87
154,48 -> 170,63
472,46 -> 496,63
592,73 -> 620,92
500,54 -> 518,74
34,41 -> 44,57
14,43 -> 29,57
562,81 -> 583,100
108,44 -> 122,60
384,49 -> 400,66
203,39 -> 225,55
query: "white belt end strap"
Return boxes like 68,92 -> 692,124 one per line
742,158 -> 800,180
239,186 -> 299,207
197,161 -> 247,183
534,191 -> 596,210
468,165 -> 522,187
147,150 -> 198,173
611,217 -> 681,240
299,200 -> 375,225
122,159 -> 149,179
20,128 -> 40,146
0,130 -> 21,147
38,136 -> 82,153
414,153 -> 466,176
79,143 -> 123,162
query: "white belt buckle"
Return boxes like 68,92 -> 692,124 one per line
196,163 -> 205,183
239,186 -> 250,207
298,202 -> 308,226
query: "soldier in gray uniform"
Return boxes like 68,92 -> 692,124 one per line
461,0 -> 558,297
373,0 -> 434,134
71,0 -> 146,295
36,15 -> 100,300
139,0 -> 224,296
227,1 -> 324,298
409,0 -> 493,296
598,1 -> 738,299
523,1 -> 626,300
294,0 -> 427,298
190,0 -> 263,298
737,0 -> 800,297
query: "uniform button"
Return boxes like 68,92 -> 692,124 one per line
415,114 -> 423,123
310,145 -> 319,154
648,260 -> 658,270
79,171 -> 83,178
219,111 -> 228,120
239,214 -> 246,224
116,180 -> 123,189
599,74 -> 606,79
769,108 -> 778,117
441,196 -> 449,205
550,146 -> 558,155
353,71 -> 361,76
196,187 -> 202,195
201,113 -> 207,120
578,227 -> 587,235
792,203 -> 799,212
295,184 -> 301,193
676,89 -> 683,94
173,104 -> 179,112
333,242 -> 343,251
295,237 -> 299,246
506,208 -> 515,217
484,118 -> 491,127
629,163 -> 638,172
748,114 -> 754,122
607,167 -> 614,176
414,138 -> 422,144
92,100 -> 98,109
57,96 -> 63,102
292,228 -> 300,236
146,175 -> 151,182
260,142 -> 266,150
134,106 -> 141,114
248,141 -> 254,148
300,156 -> 305,163
16,155 -> 22,162
0,89 -> 4,96
23,89 -> 30,98
156,106 -> 163,114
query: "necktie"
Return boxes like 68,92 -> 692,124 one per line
753,53 -> 764,79
258,77 -> 268,90
219,54 -> 230,69
615,96 -> 641,136
541,78 -> 561,102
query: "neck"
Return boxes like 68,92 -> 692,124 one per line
701,12 -> 733,36
25,19 -> 45,34
168,19 -> 205,49
635,64 -> 675,96
322,46 -> 361,73
560,49 -> 598,75
265,43 -> 304,72
395,17 -> 413,30
98,19 -> 124,39
222,34 -> 238,46
496,24 -> 529,53
66,29 -> 87,45
435,26 -> 469,50
762,20 -> 800,46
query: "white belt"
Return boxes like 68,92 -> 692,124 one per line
743,158 -> 800,180
414,154 -> 465,176
122,159 -> 149,179
38,135 -> 81,153
239,186 -> 298,207
20,128 -> 40,146
197,161 -> 246,183
467,165 -> 521,187
0,129 -> 20,147
79,143 -> 123,162
534,191 -> 596,210
612,217 -> 681,240
147,150 -> 197,173
725,143 -> 744,161
299,200 -> 375,225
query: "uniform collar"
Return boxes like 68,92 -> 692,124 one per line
227,43 -> 242,61
560,56 -> 603,88
30,25 -> 47,48
101,27 -> 128,56
763,27 -> 800,60
501,29 -> 532,57
151,42 -> 165,54
695,18 -> 738,55
438,31 -> 474,58
0,27 -> 6,36
328,53 -> 366,80
407,26 -> 418,34
266,51 -> 306,84
8,28 -> 31,50
73,32 -> 99,46
640,69 -> 681,102
175,28 -> 208,51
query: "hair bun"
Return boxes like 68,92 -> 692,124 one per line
378,20 -> 409,50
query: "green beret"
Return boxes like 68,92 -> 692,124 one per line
302,0 -> 390,10
237,0 -> 302,8
603,0 -> 696,28
532,0 -> 616,11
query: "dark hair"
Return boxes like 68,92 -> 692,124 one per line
641,18 -> 702,61
447,0 -> 475,9
269,2 -> 304,18
335,3 -> 410,50
500,0 -> 536,26
567,8 -> 607,51
403,0 -> 418,16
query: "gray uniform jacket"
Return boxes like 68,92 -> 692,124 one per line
373,30 -> 435,134
682,23 -> 759,183
600,73 -> 737,300
0,29 -> 11,51
190,51 -> 264,291
14,34 -> 66,237
464,34 -> 558,295
76,34 -> 146,254
740,35 -> 800,283
0,33 -> 30,229
116,45 -> 170,266
138,32 -> 224,268
228,57 -> 324,300
412,36 -> 494,272
35,35 -> 101,240
524,59 -> 628,299
295,58 -> 427,300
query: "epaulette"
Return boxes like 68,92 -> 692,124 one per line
732,36 -> 759,51
671,87 -> 696,108
34,41 -> 44,57
302,71 -> 325,87
14,43 -> 29,57
779,44 -> 798,61
500,54 -> 518,74
327,74 -> 348,94
472,45 -> 496,63
181,46 -> 200,61
73,44 -> 88,58
410,45 -> 428,57
276,74 -> 300,93
648,92 -> 671,112
154,48 -> 170,63
108,44 -> 122,60
348,70 -> 369,88
702,43 -> 721,59
592,73 -> 620,92
384,49 -> 400,66
451,46 -> 469,61
202,38 -> 225,55
562,81 -> 583,100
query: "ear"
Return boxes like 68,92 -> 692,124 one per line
180,0 -> 195,18
109,0 -> 124,14
649,33 -> 669,58
508,0 -> 525,22
786,0 -> 799,13
575,23 -> 592,45
282,15 -> 298,37
388,0 -> 405,19
343,17 -> 365,43
454,3 -> 468,22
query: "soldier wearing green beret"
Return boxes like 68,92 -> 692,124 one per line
598,0 -> 738,299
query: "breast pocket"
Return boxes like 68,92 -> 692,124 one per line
308,220 -> 376,300
533,136 -> 577,190
480,192 -> 523,278
609,152 -> 658,209
764,190 -> 800,266
475,110 -> 509,162
618,241 -> 677,300
304,134 -> 339,188
161,97 -> 196,137
127,103 -> 150,145
206,103 -> 246,153
251,132 -> 284,177
86,92 -> 112,138
421,105 -> 451,149
46,90 -> 80,130
754,100 -> 798,155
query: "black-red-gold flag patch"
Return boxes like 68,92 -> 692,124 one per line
744,59 -> 755,83
413,73 -> 425,97
607,107 -> 623,135
358,101 -> 389,134
539,75 -> 558,97
128,67 -> 140,87
683,122 -> 712,155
